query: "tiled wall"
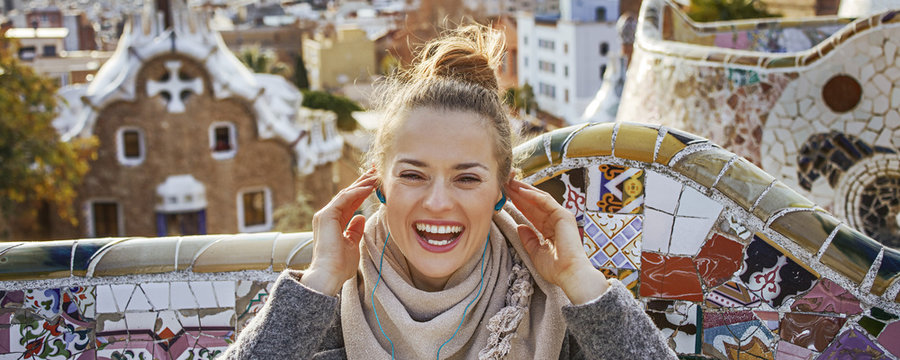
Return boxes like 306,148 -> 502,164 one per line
619,0 -> 900,248
2,122 -> 897,359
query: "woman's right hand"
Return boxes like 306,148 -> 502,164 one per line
300,168 -> 378,296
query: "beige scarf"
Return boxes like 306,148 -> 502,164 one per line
341,206 -> 569,360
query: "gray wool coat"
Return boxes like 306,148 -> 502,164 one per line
220,270 -> 677,360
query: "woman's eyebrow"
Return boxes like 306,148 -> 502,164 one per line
398,158 -> 427,167
454,162 -> 488,171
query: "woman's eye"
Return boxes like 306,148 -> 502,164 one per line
399,172 -> 424,180
457,175 -> 482,184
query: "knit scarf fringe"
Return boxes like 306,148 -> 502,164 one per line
479,251 -> 534,360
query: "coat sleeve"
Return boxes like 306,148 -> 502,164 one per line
561,279 -> 677,360
218,270 -> 340,360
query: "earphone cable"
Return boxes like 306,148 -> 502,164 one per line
372,231 -> 396,359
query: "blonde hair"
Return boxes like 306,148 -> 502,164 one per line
367,24 -> 513,184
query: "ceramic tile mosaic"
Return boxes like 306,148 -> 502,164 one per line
738,235 -> 818,308
790,278 -> 862,315
642,184 -> 722,256
585,164 -> 644,214
779,313 -> 846,352
582,212 -> 642,270
640,253 -> 703,302
702,311 -> 775,359
693,234 -> 744,288
818,328 -> 888,359
646,300 -> 700,354
535,168 -> 587,222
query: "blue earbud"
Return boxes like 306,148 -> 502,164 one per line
494,192 -> 506,211
376,188 -> 386,204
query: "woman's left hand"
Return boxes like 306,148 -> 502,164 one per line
507,179 -> 610,305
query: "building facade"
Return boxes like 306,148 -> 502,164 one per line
49,0 -> 343,239
302,26 -> 375,91
517,0 -> 621,123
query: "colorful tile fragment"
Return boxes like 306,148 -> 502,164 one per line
586,164 -> 644,214
738,235 -> 817,308
694,234 -> 744,288
774,340 -> 816,360
535,168 -> 586,221
818,329 -> 888,359
706,281 -> 761,308
779,313 -> 846,352
646,300 -> 700,354
702,311 -> 775,360
640,253 -> 703,301
878,321 -> 900,357
789,278 -> 861,315
582,213 -> 642,269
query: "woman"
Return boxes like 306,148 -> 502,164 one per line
221,25 -> 675,360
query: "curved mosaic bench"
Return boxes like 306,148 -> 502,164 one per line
1,123 -> 898,359
619,0 -> 900,248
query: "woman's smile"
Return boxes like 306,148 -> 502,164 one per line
413,220 -> 465,252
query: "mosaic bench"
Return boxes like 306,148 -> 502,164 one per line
0,122 -> 898,359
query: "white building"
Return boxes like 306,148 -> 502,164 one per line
517,0 -> 620,123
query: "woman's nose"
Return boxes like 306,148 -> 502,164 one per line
422,184 -> 453,212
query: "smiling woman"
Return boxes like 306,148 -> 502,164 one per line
220,25 -> 675,360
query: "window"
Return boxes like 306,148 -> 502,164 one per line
600,65 -> 608,80
538,83 -> 556,99
209,122 -> 237,159
90,201 -> 121,237
538,39 -> 555,50
596,7 -> 607,21
524,57 -> 528,67
18,46 -> 36,61
564,66 -> 569,77
523,36 -> 528,45
600,42 -> 610,56
237,188 -> 272,232
42,45 -> 56,57
565,89 -> 569,103
116,127 -> 145,166
564,43 -> 568,54
538,60 -> 556,73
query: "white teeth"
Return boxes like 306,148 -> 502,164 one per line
427,239 -> 451,246
415,223 -> 463,234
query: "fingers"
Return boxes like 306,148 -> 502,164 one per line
516,224 -> 542,258
325,170 -> 378,225
344,214 -> 367,244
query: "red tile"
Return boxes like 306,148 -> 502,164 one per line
640,252 -> 703,301
693,233 -> 744,288
780,313 -> 846,352
790,278 -> 862,315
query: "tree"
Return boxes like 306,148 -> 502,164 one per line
686,0 -> 779,22
504,83 -> 537,114
238,46 -> 290,76
301,90 -> 363,131
292,53 -> 310,90
273,191 -> 315,232
0,41 -> 97,239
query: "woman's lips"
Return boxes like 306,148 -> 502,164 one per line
413,221 -> 464,253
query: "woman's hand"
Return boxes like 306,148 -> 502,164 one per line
507,179 -> 610,305
301,169 -> 377,296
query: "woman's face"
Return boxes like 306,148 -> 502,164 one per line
381,107 -> 503,291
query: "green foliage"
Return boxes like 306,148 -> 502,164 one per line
0,43 -> 97,237
273,191 -> 315,232
503,83 -> 538,114
292,53 -> 310,90
686,0 -> 779,22
238,46 -> 289,76
301,90 -> 362,131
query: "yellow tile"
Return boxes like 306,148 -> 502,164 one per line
671,146 -> 735,188
565,122 -> 614,159
285,234 -> 315,270
176,235 -> 222,270
819,225 -> 881,285
715,157 -> 776,210
192,233 -> 276,273
769,210 -> 840,254
656,127 -> 708,166
752,182 -> 816,223
546,125 -> 584,165
613,122 -> 659,163
273,232 -> 314,271
514,135 -> 550,178
91,237 -> 177,277
872,247 -> 900,296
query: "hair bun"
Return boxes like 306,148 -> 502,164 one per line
412,24 -> 505,92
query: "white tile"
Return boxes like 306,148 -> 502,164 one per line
212,281 -> 235,308
189,281 -> 218,309
96,285 -> 119,313
126,286 -> 153,312
97,314 -> 128,332
141,282 -> 169,310
176,309 -> 201,328
642,208 -> 673,253
124,311 -> 157,330
676,187 -> 723,219
670,217 -> 716,256
170,282 -> 198,310
584,165 -> 603,212
644,170 -> 682,214
110,284 -> 134,313
199,309 -> 235,328
156,310 -> 183,335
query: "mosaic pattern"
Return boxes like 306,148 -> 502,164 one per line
620,0 -> 900,248
2,122 -> 900,360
